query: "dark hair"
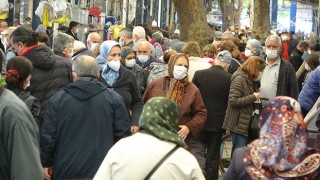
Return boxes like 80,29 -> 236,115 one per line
5,56 -> 33,90
305,54 -> 320,70
238,43 -> 246,52
10,26 -> 38,47
25,17 -> 32,21
36,32 -> 50,47
298,41 -> 309,49
69,21 -> 79,29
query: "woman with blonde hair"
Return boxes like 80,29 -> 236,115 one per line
222,56 -> 266,155
143,53 -> 207,170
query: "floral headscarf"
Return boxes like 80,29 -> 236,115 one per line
166,53 -> 189,103
244,96 -> 320,179
139,97 -> 187,148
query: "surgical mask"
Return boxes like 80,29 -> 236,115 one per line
119,38 -> 125,47
173,65 -> 187,80
125,59 -> 136,68
266,49 -> 278,59
68,48 -> 74,57
89,43 -> 98,51
107,58 -> 121,71
254,72 -> 262,81
282,36 -> 288,41
305,63 -> 311,71
244,49 -> 252,57
137,55 -> 149,64
24,76 -> 31,89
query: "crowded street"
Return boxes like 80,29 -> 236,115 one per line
0,0 -> 320,179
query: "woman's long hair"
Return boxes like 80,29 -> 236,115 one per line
240,56 -> 265,80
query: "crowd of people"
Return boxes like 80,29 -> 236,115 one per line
0,19 -> 319,180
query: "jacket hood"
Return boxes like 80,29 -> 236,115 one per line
24,45 -> 55,70
64,78 -> 106,101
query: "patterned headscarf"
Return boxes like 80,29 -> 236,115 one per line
139,97 -> 187,148
166,53 -> 189,103
244,96 -> 320,179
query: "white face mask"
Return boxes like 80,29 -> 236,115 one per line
107,58 -> 121,71
281,36 -> 288,41
254,72 -> 262,81
244,49 -> 252,57
24,76 -> 31,89
89,43 -> 98,52
173,65 -> 188,80
119,38 -> 125,47
137,55 -> 149,64
68,48 -> 74,57
305,63 -> 311,71
125,59 -> 136,68
266,49 -> 278,59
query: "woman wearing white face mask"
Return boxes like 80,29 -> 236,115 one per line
120,47 -> 147,95
97,41 -> 143,134
143,53 -> 207,171
5,56 -> 40,127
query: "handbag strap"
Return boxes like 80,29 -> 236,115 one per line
144,145 -> 179,180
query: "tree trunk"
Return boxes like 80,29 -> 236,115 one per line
218,0 -> 242,31
174,0 -> 214,48
252,0 -> 270,40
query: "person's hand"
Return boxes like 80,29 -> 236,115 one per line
178,125 -> 190,140
253,92 -> 260,100
131,126 -> 139,134
43,167 -> 52,180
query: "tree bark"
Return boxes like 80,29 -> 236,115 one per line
174,0 -> 214,47
218,0 -> 242,31
252,0 -> 271,39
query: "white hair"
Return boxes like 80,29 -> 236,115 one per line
87,32 -> 101,43
133,26 -> 146,38
73,40 -> 86,52
247,39 -> 262,51
266,35 -> 282,48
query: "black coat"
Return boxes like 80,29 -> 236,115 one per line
289,48 -> 304,71
41,78 -> 131,179
100,66 -> 143,126
66,29 -> 79,40
193,65 -> 232,132
10,88 -> 40,126
72,48 -> 96,60
23,45 -> 73,121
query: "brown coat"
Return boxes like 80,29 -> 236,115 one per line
143,77 -> 207,136
222,69 -> 257,136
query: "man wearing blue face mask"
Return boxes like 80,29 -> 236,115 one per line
259,35 -> 298,105
136,41 -> 162,72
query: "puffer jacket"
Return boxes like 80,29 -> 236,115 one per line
22,45 -> 72,120
222,69 -> 258,136
298,66 -> 320,112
